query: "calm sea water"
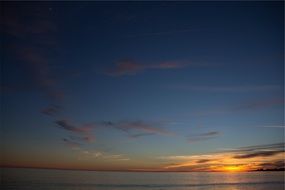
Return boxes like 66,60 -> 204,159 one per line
1,168 -> 284,190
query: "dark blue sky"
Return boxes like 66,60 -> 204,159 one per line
1,1 -> 284,171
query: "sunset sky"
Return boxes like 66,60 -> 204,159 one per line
1,1 -> 284,172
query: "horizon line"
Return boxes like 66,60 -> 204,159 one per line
1,165 -> 284,173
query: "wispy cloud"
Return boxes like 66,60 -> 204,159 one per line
81,150 -> 103,158
105,59 -> 188,76
3,8 -> 57,46
56,120 -> 92,133
0,83 -> 36,94
158,154 -> 213,160
58,119 -> 170,147
128,133 -> 155,139
16,46 -> 64,101
3,6 -> 84,153
106,59 -> 143,76
226,142 -> 284,153
196,159 -> 212,163
103,154 -> 130,161
3,7 -> 63,102
2,7 -> 84,154
233,150 -> 284,159
148,61 -> 187,69
69,135 -> 96,143
0,45 -> 64,101
258,160 -> 285,170
187,131 -> 220,143
102,120 -> 173,136
56,120 -> 95,145
41,104 -> 61,116
79,150 -> 130,161
234,98 -> 283,111
126,28 -> 197,38
63,138 -> 81,149
260,125 -> 285,128
231,142 -> 284,159
194,97 -> 283,117
170,84 -> 281,93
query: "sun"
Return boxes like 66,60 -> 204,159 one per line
220,165 -> 248,172
210,165 -> 248,172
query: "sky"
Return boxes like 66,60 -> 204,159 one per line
1,1 -> 284,172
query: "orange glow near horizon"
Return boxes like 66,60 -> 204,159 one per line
162,152 -> 285,172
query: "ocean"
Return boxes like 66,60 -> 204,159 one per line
1,168 -> 284,190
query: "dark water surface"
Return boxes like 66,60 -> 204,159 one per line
1,168 -> 284,190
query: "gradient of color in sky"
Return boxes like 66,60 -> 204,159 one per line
1,1 -> 284,172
